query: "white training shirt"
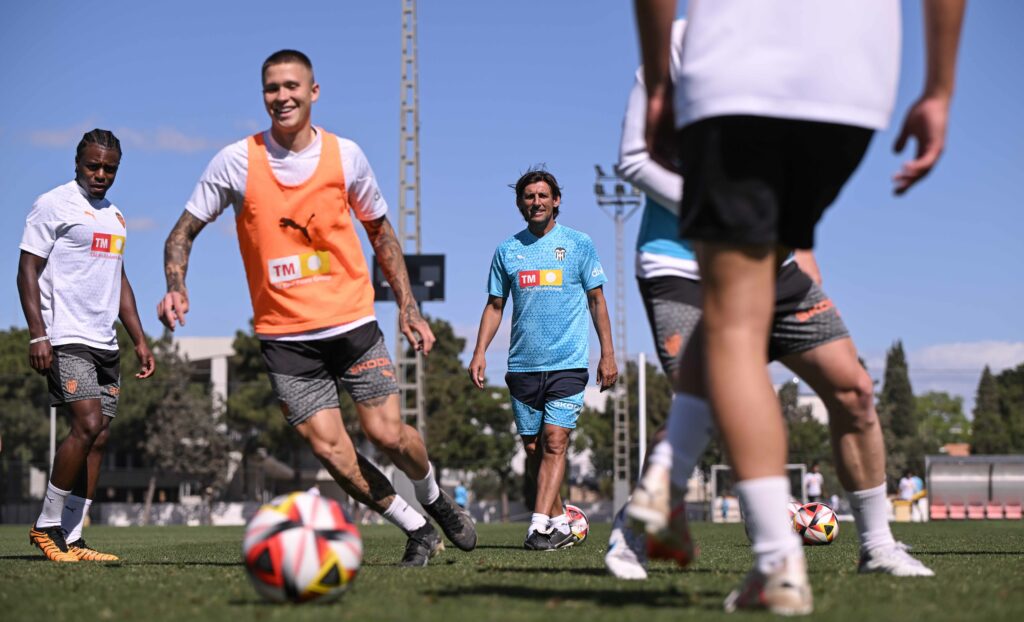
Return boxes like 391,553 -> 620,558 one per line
20,181 -> 126,350
804,472 -> 824,497
676,0 -> 901,130
185,128 -> 387,341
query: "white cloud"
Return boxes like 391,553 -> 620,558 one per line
910,341 -> 1024,373
27,122 -> 217,153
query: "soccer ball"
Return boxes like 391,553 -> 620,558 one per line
243,491 -> 363,603
565,503 -> 589,544
792,502 -> 839,546
787,499 -> 804,519
646,502 -> 698,567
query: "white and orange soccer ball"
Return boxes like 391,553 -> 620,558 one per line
243,491 -> 363,603
565,503 -> 589,544
792,502 -> 839,546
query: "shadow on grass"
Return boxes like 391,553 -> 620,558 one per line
424,584 -> 725,610
478,566 -> 719,576
914,550 -> 1024,556
125,561 -> 243,567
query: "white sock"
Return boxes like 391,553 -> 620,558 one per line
666,394 -> 714,488
61,495 -> 92,543
550,511 -> 570,534
411,464 -> 441,506
382,496 -> 427,533
847,483 -> 896,552
36,482 -> 71,529
528,512 -> 549,537
736,476 -> 803,574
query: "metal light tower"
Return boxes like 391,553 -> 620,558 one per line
397,0 -> 425,438
594,166 -> 642,513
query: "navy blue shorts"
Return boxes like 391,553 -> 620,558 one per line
505,369 -> 588,436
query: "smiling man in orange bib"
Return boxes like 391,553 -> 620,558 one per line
158,50 -> 475,567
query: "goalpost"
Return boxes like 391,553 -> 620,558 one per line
709,463 -> 807,523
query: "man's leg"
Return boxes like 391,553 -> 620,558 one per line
521,434 -> 549,539
699,241 -> 809,614
535,423 -> 570,520
781,338 -> 933,576
31,398 -> 106,562
294,406 -> 444,566
340,333 -> 476,552
62,417 -> 119,561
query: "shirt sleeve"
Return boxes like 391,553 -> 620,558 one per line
339,138 -> 388,222
19,195 -> 63,259
579,237 -> 608,291
184,142 -> 245,223
613,19 -> 686,214
487,247 -> 511,298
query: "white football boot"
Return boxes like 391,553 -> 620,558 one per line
605,507 -> 648,580
724,552 -> 813,616
858,542 -> 935,577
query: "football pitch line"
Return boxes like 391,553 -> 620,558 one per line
0,522 -> 1021,621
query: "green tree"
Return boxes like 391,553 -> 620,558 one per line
972,366 -> 1009,454
144,338 -> 232,524
418,318 -> 518,519
994,363 -> 1024,452
877,341 -> 920,483
879,341 -> 917,438
779,379 -> 829,466
915,391 -> 969,452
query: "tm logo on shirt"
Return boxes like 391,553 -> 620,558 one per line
91,233 -> 125,257
519,269 -> 562,288
269,251 -> 331,285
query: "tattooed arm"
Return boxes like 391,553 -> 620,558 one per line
157,210 -> 207,331
361,215 -> 436,355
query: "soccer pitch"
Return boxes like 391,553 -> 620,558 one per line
0,522 -> 1020,621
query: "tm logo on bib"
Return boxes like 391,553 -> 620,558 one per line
269,251 -> 331,284
518,269 -> 562,288
91,233 -> 125,257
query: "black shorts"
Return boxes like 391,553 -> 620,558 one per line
677,115 -> 874,249
259,321 -> 400,426
638,263 -> 849,365
47,344 -> 121,418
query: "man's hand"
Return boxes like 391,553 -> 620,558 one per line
468,353 -> 487,389
597,353 -> 619,392
29,341 -> 52,375
400,305 -> 436,356
892,95 -> 951,195
135,342 -> 156,379
157,291 -> 189,331
646,81 -> 677,171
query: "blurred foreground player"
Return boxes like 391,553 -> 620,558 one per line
634,0 -> 964,613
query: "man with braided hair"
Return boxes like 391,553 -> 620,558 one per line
19,129 -> 156,562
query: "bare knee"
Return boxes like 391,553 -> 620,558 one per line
366,423 -> 405,455
831,373 -> 878,433
542,429 -> 569,457
90,424 -> 112,453
70,411 -> 106,446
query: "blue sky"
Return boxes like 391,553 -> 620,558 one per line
2,1 -> 1020,412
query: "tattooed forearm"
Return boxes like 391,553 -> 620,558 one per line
164,211 -> 207,294
363,216 -> 416,310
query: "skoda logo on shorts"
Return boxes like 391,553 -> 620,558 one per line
554,247 -> 566,261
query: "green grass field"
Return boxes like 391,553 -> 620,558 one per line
1,521 -> 1021,621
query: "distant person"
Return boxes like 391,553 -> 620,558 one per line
605,19 -> 934,585
454,484 -> 468,510
157,49 -> 475,566
899,471 -> 917,502
634,0 -> 964,613
469,169 -> 617,551
805,463 -> 825,504
19,129 -> 156,562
